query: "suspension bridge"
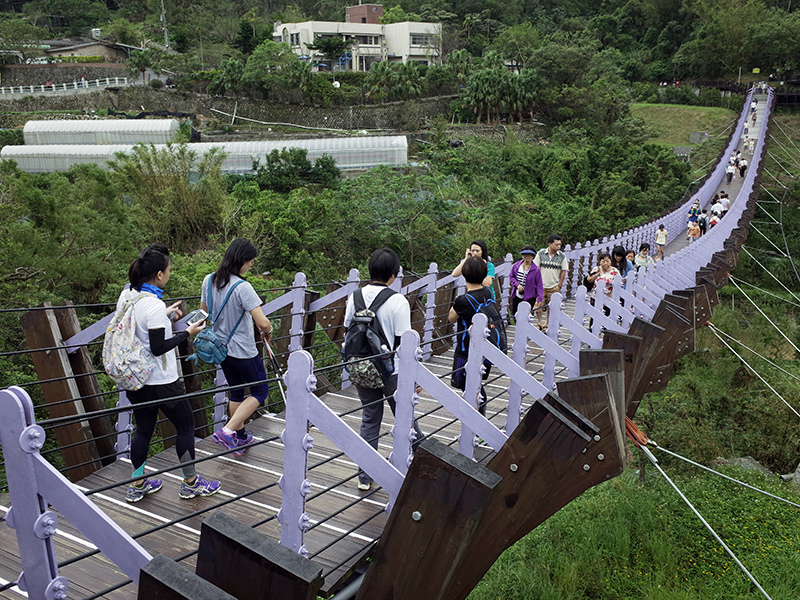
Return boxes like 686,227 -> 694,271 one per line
0,86 -> 779,600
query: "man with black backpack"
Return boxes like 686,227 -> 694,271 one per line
343,248 -> 424,491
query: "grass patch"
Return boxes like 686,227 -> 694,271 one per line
469,468 -> 800,600
631,103 -> 737,147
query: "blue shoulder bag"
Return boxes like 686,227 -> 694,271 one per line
189,277 -> 247,364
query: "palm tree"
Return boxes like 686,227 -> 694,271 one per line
394,62 -> 424,100
127,49 -> 153,85
365,61 -> 397,101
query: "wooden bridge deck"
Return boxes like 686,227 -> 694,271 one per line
0,307 -> 579,599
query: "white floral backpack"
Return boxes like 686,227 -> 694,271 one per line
103,291 -> 161,390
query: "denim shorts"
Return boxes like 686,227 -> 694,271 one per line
220,355 -> 269,404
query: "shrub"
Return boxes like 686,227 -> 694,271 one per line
149,78 -> 164,89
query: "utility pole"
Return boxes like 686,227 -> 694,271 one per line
160,0 -> 170,48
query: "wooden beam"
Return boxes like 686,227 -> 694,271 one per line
54,302 -> 116,465
357,438 -> 501,600
197,512 -> 323,600
443,390 -> 617,600
20,304 -> 100,480
139,554 -> 236,600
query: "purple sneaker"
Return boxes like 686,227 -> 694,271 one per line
234,433 -> 254,456
126,478 -> 162,503
179,474 -> 221,499
212,428 -> 238,453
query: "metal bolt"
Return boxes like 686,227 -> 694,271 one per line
411,511 -> 422,521
597,454 -> 605,461
509,463 -> 518,472
583,464 -> 590,471
593,435 -> 601,442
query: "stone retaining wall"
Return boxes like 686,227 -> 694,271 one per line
0,87 -> 456,131
1,64 -> 127,87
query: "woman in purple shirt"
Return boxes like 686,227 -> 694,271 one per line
508,246 -> 544,324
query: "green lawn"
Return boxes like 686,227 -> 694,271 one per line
630,103 -> 737,147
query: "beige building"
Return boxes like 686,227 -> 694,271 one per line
274,4 -> 441,72
44,42 -> 139,63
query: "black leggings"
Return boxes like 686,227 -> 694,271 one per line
127,380 -> 196,480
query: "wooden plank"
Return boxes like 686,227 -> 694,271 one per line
357,439 -> 501,600
20,304 -> 101,480
54,302 -> 117,465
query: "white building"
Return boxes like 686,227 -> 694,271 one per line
274,4 -> 441,72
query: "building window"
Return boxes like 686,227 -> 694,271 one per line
410,34 -> 434,45
353,35 -> 379,45
290,33 -> 300,46
282,28 -> 288,43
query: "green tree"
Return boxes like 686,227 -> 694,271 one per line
0,162 -> 134,306
251,148 -> 340,192
489,22 -> 541,72
0,18 -> 47,61
307,36 -> 352,69
108,143 -> 228,253
241,40 -> 298,95
365,60 -> 398,101
127,49 -> 154,85
379,6 -> 421,24
101,17 -> 143,46
232,18 -> 258,55
209,57 -> 244,96
25,0 -> 109,33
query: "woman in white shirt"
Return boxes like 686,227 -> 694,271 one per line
117,244 -> 220,503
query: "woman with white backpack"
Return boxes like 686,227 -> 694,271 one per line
200,238 -> 273,456
113,244 -> 221,503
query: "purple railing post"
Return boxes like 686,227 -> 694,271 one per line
505,302 -> 531,433
421,263 -> 439,361
457,314 -> 490,459
340,268 -> 361,390
289,272 -> 308,352
391,329 -> 421,475
114,390 -> 133,460
570,243 -> 582,293
0,387 -> 62,599
212,367 -> 228,429
1,387 -> 152,597
499,252 -> 513,320
279,351 -> 314,556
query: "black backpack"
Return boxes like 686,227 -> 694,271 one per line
343,287 -> 397,389
458,293 -> 508,363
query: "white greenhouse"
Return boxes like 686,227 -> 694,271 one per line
22,119 -> 181,145
1,136 -> 408,173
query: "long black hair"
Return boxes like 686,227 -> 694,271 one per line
214,238 -> 258,290
610,245 -> 627,271
470,239 -> 489,262
129,244 -> 170,290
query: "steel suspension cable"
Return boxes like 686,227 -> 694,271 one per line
637,444 -> 773,600
726,277 -> 800,354
706,326 -> 800,419
649,442 -> 800,509
738,248 -> 800,303
749,225 -> 788,256
707,324 -> 800,384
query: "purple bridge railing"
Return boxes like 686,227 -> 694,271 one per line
0,85 -> 770,597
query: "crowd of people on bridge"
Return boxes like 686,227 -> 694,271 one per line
112,205 -> 736,499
